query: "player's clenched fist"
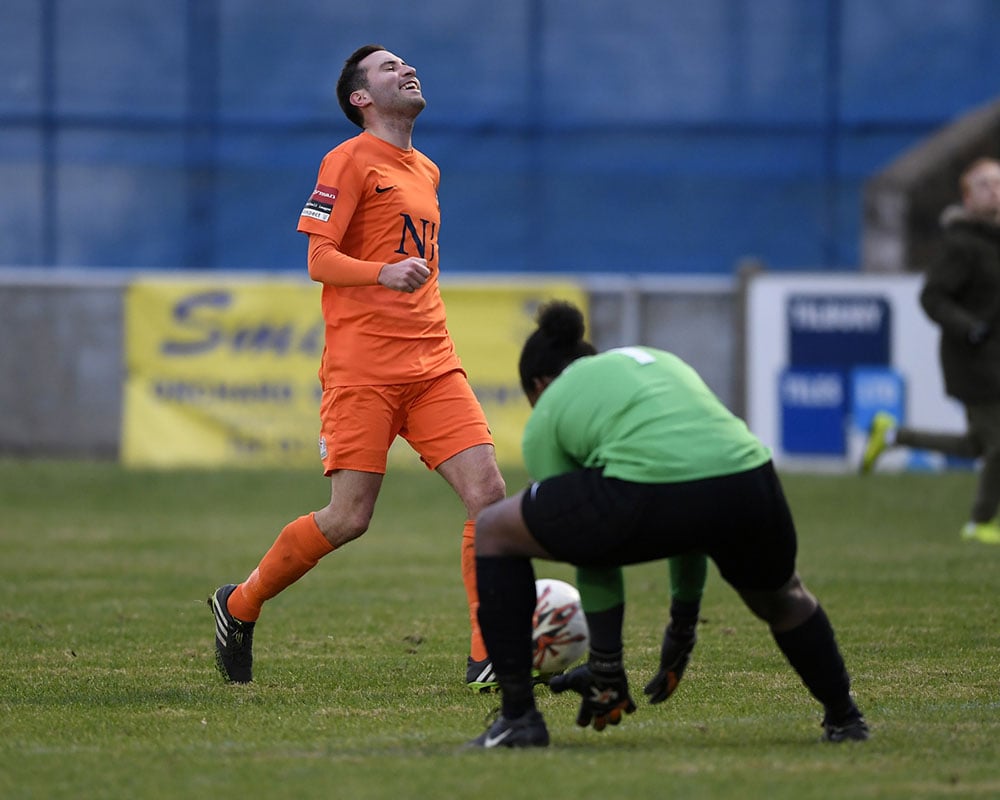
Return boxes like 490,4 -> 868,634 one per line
378,257 -> 430,293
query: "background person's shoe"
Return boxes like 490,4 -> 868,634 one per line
860,411 -> 897,474
961,521 -> 1000,545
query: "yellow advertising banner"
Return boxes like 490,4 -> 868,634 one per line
122,276 -> 587,469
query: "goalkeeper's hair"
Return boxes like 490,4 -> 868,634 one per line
518,300 -> 597,397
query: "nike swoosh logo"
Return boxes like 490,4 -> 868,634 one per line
375,185 -> 395,193
483,728 -> 513,748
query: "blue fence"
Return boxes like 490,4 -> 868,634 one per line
4,0 -> 1000,273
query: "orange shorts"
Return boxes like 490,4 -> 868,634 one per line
317,369 -> 494,475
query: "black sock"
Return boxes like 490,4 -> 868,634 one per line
772,605 -> 859,722
583,604 -> 624,653
475,555 -> 536,718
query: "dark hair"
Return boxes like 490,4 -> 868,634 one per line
336,44 -> 385,129
518,300 -> 597,396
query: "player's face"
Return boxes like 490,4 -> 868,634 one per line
357,50 -> 426,119
964,162 -> 1000,219
525,375 -> 556,408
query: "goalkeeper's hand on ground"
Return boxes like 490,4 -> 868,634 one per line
548,649 -> 636,731
643,624 -> 696,705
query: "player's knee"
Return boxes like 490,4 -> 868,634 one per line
314,505 -> 372,547
341,514 -> 371,541
464,473 -> 507,518
474,500 -> 526,557
739,574 -> 817,631
486,472 -> 507,504
474,504 -> 503,555
770,576 -> 818,631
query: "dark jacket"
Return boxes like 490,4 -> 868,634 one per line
921,205 -> 1000,404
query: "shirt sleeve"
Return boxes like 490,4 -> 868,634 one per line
297,150 -> 386,286
920,237 -> 980,337
306,235 -> 384,286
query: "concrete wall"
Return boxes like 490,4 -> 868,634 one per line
588,275 -> 741,412
0,270 -> 126,457
0,269 -> 742,459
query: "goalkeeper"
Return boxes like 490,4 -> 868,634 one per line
466,301 -> 869,749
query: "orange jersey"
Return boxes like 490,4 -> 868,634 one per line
297,131 -> 461,387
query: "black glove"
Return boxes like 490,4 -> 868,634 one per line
643,624 -> 696,704
968,321 -> 991,346
548,649 -> 637,731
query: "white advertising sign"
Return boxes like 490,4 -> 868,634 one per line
746,272 -> 965,471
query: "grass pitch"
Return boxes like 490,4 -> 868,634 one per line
1,459 -> 998,799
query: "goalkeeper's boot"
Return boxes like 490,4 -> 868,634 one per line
209,584 -> 255,683
960,521 -> 1000,545
466,656 -> 499,693
822,711 -> 870,742
466,709 -> 549,749
859,411 -> 897,474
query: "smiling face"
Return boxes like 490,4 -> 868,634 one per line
352,49 -> 426,124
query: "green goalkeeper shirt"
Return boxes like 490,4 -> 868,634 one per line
522,347 -> 770,483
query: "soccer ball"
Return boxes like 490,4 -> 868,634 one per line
532,578 -> 589,676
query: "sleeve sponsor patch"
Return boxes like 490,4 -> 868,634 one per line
300,183 -> 338,223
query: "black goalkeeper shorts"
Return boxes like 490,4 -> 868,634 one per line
520,460 -> 797,592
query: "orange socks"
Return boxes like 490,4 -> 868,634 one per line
227,513 -> 334,622
226,514 -> 487,664
462,519 -> 489,662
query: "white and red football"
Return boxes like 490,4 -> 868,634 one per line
532,578 -> 589,676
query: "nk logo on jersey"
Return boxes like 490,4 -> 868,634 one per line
396,213 -> 437,262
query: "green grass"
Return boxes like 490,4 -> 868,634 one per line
1,460 -> 998,799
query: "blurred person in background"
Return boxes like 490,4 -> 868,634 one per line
862,157 -> 1000,546
209,44 -> 507,687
